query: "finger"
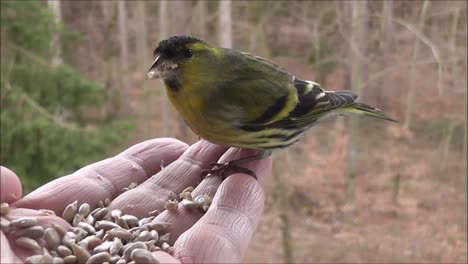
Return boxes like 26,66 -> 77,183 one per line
173,175 -> 265,263
1,232 -> 22,264
1,166 -> 22,204
152,147 -> 271,244
107,140 -> 229,217
5,209 -> 71,260
13,138 -> 188,215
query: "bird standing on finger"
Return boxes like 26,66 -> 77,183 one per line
147,35 -> 397,179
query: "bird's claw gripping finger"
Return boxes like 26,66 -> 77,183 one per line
201,162 -> 258,180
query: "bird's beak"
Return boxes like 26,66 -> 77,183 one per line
147,54 -> 161,79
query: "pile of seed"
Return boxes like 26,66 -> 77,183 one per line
0,186 -> 213,264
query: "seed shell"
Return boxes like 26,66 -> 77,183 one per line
131,248 -> 158,264
62,201 -> 78,223
70,244 -> 91,263
15,237 -> 41,250
15,226 -> 45,239
11,217 -> 38,228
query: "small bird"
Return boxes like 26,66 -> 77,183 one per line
148,35 -> 396,178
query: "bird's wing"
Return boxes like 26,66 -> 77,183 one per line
238,77 -> 358,132
213,50 -> 299,126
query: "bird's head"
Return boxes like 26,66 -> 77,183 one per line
147,35 -> 212,81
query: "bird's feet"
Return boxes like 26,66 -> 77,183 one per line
201,161 -> 257,180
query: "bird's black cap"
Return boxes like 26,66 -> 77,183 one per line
153,35 -> 202,57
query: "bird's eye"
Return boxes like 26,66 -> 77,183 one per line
184,49 -> 193,58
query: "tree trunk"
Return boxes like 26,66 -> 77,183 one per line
169,1 -> 191,140
47,0 -> 63,67
118,0 -> 130,114
403,1 -> 431,130
135,1 -> 152,137
378,0 -> 393,107
345,0 -> 367,211
273,152 -> 294,263
219,0 -> 233,48
159,0 -> 170,137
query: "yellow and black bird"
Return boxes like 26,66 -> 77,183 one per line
147,35 -> 396,178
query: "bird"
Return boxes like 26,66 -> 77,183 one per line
147,35 -> 396,179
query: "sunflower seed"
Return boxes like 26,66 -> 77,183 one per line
44,227 -> 60,250
77,240 -> 88,250
131,248 -> 157,264
129,226 -> 148,233
78,203 -> 91,217
97,201 -> 104,208
40,252 -> 54,264
116,217 -> 129,229
161,242 -> 171,252
62,201 -> 78,223
116,259 -> 126,264
25,255 -> 43,264
122,242 -> 146,261
146,222 -> 171,233
104,198 -> 111,207
95,229 -> 105,239
63,255 -> 77,264
16,237 -> 41,250
164,200 -> 178,212
203,194 -> 212,206
150,230 -> 159,242
15,225 -> 45,239
52,224 -> 67,238
97,220 -> 120,231
138,216 -> 154,227
74,227 -> 88,242
78,222 -> 96,235
85,252 -> 111,264
72,214 -> 84,227
11,217 -> 38,228
0,203 -> 10,216
158,233 -> 170,245
109,255 -> 120,264
108,228 -> 132,240
134,230 -> 150,242
121,215 -> 138,228
71,244 -> 91,263
52,257 -> 64,264
127,182 -> 138,189
84,214 -> 95,225
179,191 -> 193,201
110,238 -> 123,255
93,240 -> 113,253
181,199 -> 200,209
110,209 -> 122,220
85,236 -> 102,250
182,186 -> 194,194
57,245 -> 72,257
93,208 -> 108,221
89,207 -> 101,216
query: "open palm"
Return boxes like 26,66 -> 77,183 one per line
1,139 -> 271,263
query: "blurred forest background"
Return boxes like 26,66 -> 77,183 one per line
1,0 -> 467,262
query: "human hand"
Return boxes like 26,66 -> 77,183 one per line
1,138 -> 272,263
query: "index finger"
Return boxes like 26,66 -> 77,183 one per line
13,138 -> 188,214
172,175 -> 265,263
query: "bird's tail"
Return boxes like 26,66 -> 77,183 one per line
340,102 -> 398,122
